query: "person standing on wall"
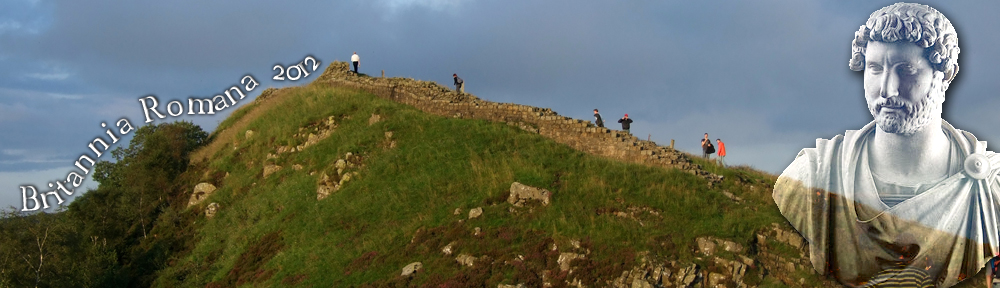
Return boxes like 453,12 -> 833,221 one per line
453,74 -> 464,94
351,52 -> 360,74
701,133 -> 715,159
618,114 -> 633,133
716,138 -> 727,166
594,109 -> 604,128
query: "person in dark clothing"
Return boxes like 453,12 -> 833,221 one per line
701,133 -> 715,159
594,109 -> 604,128
453,74 -> 464,94
618,114 -> 632,133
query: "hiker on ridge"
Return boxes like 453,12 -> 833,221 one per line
716,138 -> 727,166
594,109 -> 604,128
618,114 -> 633,133
701,133 -> 715,159
453,74 -> 464,94
351,52 -> 360,74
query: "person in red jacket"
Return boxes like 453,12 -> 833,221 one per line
716,138 -> 727,166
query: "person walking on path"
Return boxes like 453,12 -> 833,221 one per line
351,52 -> 360,74
453,74 -> 464,94
618,114 -> 633,133
701,133 -> 715,159
988,252 -> 1000,288
716,138 -> 727,166
594,109 -> 604,128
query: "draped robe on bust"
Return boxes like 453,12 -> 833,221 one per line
774,120 -> 1000,287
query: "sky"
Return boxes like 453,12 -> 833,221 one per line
1,0 -> 999,211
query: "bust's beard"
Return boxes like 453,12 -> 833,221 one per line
870,85 -> 945,136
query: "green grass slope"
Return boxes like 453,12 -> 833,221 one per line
153,82 -> 814,287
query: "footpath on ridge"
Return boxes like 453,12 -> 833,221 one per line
316,61 -> 723,184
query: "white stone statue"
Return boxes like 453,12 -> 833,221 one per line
773,3 -> 1000,287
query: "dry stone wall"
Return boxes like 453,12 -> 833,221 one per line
316,61 -> 720,182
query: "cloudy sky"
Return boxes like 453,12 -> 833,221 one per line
2,0 -> 999,211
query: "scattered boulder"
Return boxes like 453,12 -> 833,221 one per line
263,165 -> 281,178
245,130 -> 254,139
205,202 -> 220,218
696,236 -> 745,256
498,284 -> 526,288
368,114 -> 381,125
722,190 -> 744,202
188,182 -> 217,207
441,241 -> 456,255
508,182 -> 551,206
401,262 -> 422,277
454,208 -> 462,215
456,253 -> 476,267
292,164 -> 303,170
469,207 -> 483,219
696,237 -> 717,256
557,252 -> 584,271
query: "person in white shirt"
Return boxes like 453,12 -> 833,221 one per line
351,52 -> 360,74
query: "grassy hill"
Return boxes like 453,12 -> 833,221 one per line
2,63 -> 994,287
152,71 -> 810,287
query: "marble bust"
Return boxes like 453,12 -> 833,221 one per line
773,3 -> 1000,287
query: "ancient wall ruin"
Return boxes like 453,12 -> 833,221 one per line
316,62 -> 720,182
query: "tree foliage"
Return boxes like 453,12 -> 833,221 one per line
0,121 -> 208,287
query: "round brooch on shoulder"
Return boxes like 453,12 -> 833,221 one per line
964,153 -> 992,180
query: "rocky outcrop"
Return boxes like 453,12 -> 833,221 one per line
188,182 -> 217,207
205,202 -> 220,218
401,262 -> 422,277
508,182 -> 551,206
456,253 -> 476,267
263,164 -> 281,178
468,207 -> 483,219
316,152 -> 363,200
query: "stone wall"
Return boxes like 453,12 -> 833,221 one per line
316,62 -> 720,182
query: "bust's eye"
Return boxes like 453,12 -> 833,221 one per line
897,65 -> 918,76
868,63 -> 884,73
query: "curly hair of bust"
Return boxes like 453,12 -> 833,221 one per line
849,3 -> 960,88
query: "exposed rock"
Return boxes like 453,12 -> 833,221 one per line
469,207 -> 483,219
697,236 -> 745,256
401,262 -> 422,276
676,263 -> 700,287
473,227 -> 482,236
557,252 -> 584,271
292,164 -> 303,170
722,190 -> 744,202
498,284 -> 526,288
263,164 -> 281,177
335,159 -> 347,172
188,182 -> 217,207
245,130 -> 254,139
442,241 -> 456,255
456,253 -> 476,267
368,114 -> 381,125
708,272 -> 728,288
317,185 -> 335,201
697,237 -> 718,256
508,182 -> 551,206
454,208 -> 462,215
205,202 -> 220,218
